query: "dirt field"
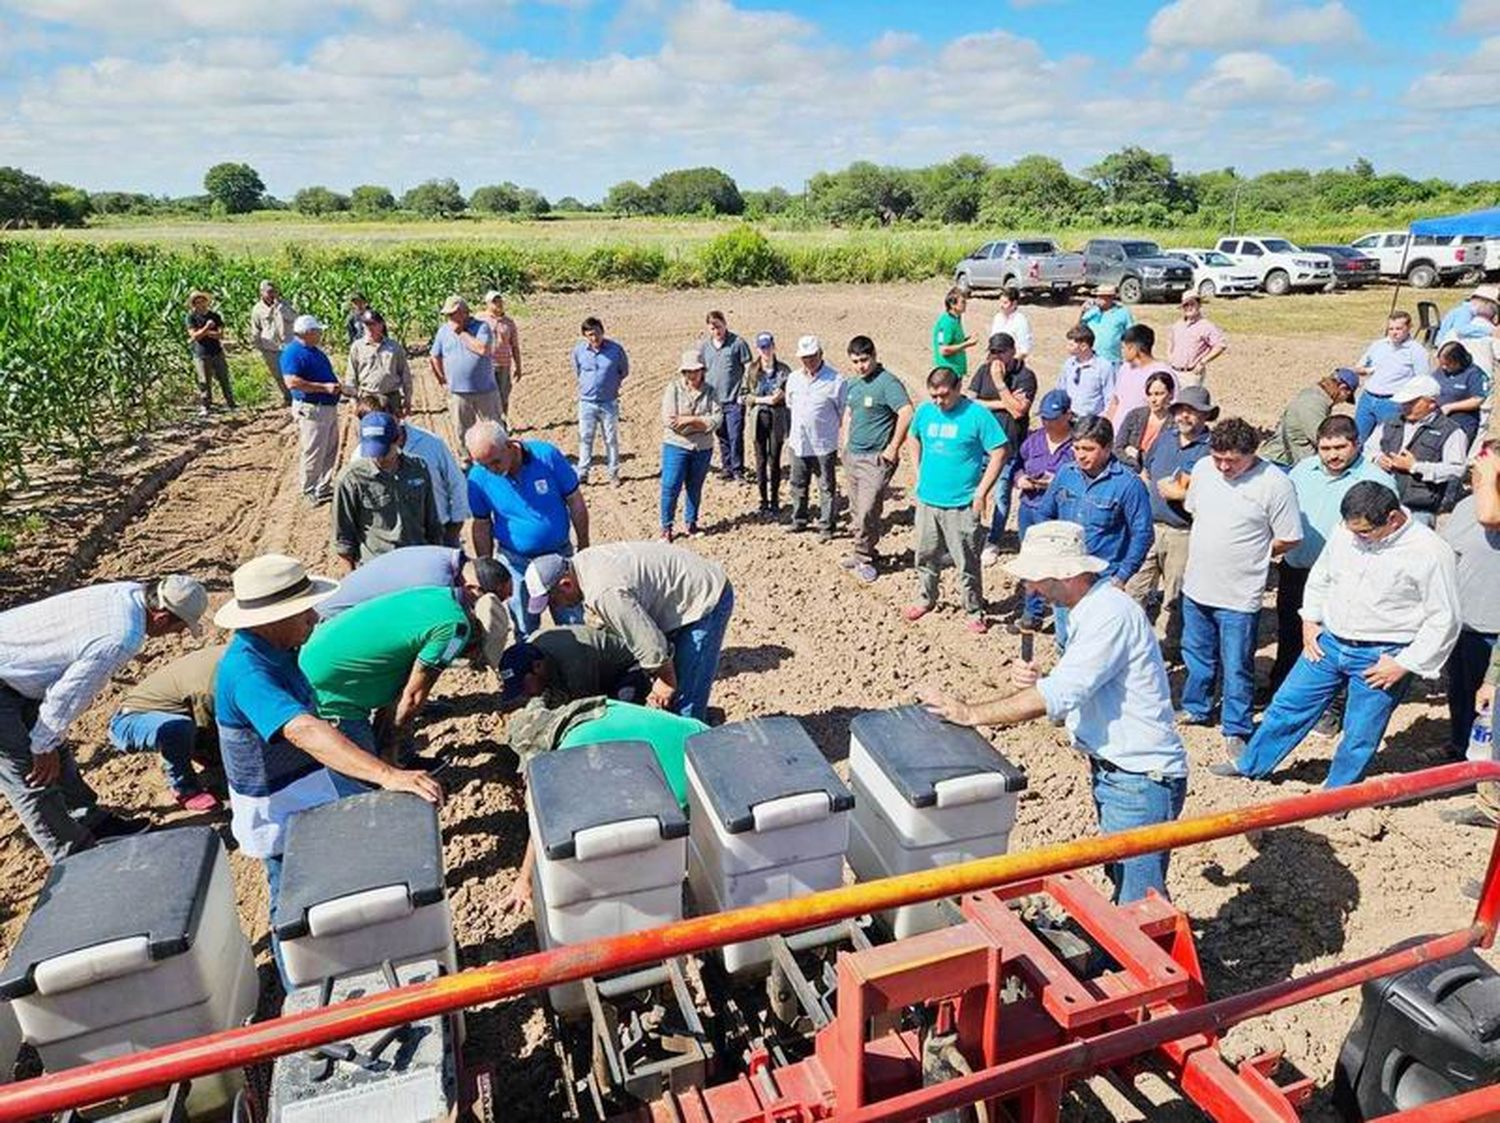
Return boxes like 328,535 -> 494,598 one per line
0,281 -> 1483,1120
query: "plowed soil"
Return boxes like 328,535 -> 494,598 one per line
0,282 -> 1482,1120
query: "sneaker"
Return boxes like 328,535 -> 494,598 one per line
1311,711 -> 1341,739
817,529 -> 833,544
174,790 -> 222,813
854,563 -> 878,584
685,523 -> 700,537
659,526 -> 674,542
966,615 -> 989,635
1007,615 -> 1041,635
1222,734 -> 1247,764
1207,762 -> 1243,779
902,603 -> 933,623
839,555 -> 861,570
787,522 -> 810,534
1439,806 -> 1497,828
981,543 -> 1002,568
92,813 -> 151,841
1175,709 -> 1213,727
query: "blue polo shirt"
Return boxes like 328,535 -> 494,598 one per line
1143,429 -> 1211,529
280,340 -> 340,405
215,630 -> 342,859
911,398 -> 1007,508
1036,457 -> 1154,582
1284,455 -> 1397,570
431,318 -> 497,394
1082,304 -> 1133,363
467,440 -> 579,556
572,339 -> 630,403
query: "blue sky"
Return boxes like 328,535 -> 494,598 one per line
0,0 -> 1496,201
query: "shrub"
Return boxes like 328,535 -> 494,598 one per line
696,225 -> 788,286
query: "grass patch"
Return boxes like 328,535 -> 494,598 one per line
0,512 -> 44,553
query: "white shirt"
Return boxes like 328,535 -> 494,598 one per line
1301,516 -> 1461,678
1183,458 -> 1303,613
988,309 -> 1033,358
1036,581 -> 1188,777
0,582 -> 146,754
355,423 -> 470,526
785,362 -> 848,457
1361,420 -> 1470,485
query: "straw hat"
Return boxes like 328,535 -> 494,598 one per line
1003,521 -> 1108,583
213,554 -> 338,629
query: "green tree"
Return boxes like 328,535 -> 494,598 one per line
645,167 -> 744,216
915,154 -> 988,224
554,195 -> 587,211
349,184 -> 396,215
0,167 -> 67,226
605,180 -> 654,215
743,186 -> 792,219
400,178 -> 465,218
1086,146 -> 1191,210
202,162 -> 265,214
810,162 -> 917,226
469,183 -> 523,213
981,155 -> 1100,225
517,187 -> 551,216
292,186 -> 349,215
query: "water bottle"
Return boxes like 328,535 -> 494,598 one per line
1468,707 -> 1494,763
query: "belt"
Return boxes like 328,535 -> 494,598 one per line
1365,391 -> 1392,400
1088,755 -> 1181,784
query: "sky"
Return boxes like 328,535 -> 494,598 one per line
0,0 -> 1496,202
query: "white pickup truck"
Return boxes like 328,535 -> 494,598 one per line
1213,236 -> 1334,295
1348,231 -> 1487,288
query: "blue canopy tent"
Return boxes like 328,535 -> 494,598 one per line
1411,207 -> 1500,237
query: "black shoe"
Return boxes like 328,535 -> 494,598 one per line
92,813 -> 151,841
1440,806 -> 1497,828
787,522 -> 809,534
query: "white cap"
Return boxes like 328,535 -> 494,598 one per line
1393,374 -> 1442,403
796,334 -> 822,358
482,289 -> 503,303
292,314 -> 324,335
156,575 -> 209,637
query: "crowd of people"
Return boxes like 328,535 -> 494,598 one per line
2,275 -> 1499,958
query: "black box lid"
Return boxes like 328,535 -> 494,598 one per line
849,705 -> 1027,808
686,716 -> 853,834
527,741 -> 687,860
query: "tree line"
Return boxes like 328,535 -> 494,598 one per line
3,148 -> 1497,230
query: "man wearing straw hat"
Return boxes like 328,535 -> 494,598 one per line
185,290 -> 235,415
213,554 -> 443,976
919,520 -> 1188,903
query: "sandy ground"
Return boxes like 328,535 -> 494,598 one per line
0,281 -> 1486,1120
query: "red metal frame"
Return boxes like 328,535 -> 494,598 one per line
0,760 -> 1497,1121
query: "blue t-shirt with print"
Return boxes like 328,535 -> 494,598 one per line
466,440 -> 579,556
912,398 -> 1007,508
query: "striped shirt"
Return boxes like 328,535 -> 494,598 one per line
0,582 -> 146,754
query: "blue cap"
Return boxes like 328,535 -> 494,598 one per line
755,331 -> 774,349
498,642 -> 542,702
358,411 -> 401,458
1039,389 -> 1073,420
1333,367 -> 1360,391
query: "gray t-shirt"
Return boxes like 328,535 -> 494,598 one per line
572,542 -> 730,669
700,332 -> 753,401
1442,496 -> 1500,634
1183,458 -> 1303,613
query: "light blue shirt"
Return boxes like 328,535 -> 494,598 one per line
1284,455 -> 1397,570
431,318 -> 497,395
1036,580 -> 1187,778
1057,355 -> 1116,417
1082,304 -> 1133,362
1359,337 -> 1429,397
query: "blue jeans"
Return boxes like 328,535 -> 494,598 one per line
716,400 -> 746,476
578,398 -> 620,477
1180,596 -> 1259,738
1354,391 -> 1401,443
1090,761 -> 1188,903
1236,632 -> 1412,787
499,543 -> 584,638
668,584 -> 734,722
1449,629 -> 1498,755
108,711 -> 200,795
264,855 -> 292,990
660,444 -> 712,530
986,455 -> 1021,546
1015,501 -> 1048,622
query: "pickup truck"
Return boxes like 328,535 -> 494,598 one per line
1213,236 -> 1333,295
1080,238 -> 1194,304
1348,231 -> 1487,288
953,238 -> 1085,299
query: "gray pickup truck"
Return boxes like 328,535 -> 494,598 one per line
953,238 -> 1085,299
1081,238 -> 1194,303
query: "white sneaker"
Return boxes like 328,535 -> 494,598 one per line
981,543 -> 1002,568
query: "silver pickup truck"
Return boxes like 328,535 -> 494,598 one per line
954,238 -> 1086,299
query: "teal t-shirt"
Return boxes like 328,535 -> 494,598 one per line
912,398 -> 1007,508
845,367 -> 913,454
932,312 -> 968,377
1082,304 -> 1133,363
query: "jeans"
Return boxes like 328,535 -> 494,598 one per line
1354,391 -> 1401,443
986,455 -> 1021,546
1016,501 -> 1048,622
1236,632 -> 1412,787
108,711 -> 200,795
668,584 -> 734,721
753,411 -> 785,507
1448,628 -> 1498,755
790,452 -> 838,531
499,543 -> 584,638
578,398 -> 621,478
660,444 -> 712,530
716,400 -> 746,476
0,683 -> 102,863
1270,562 -> 1310,692
264,855 -> 292,990
1090,761 -> 1188,903
1181,596 -> 1260,738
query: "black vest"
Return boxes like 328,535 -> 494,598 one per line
1377,412 -> 1462,512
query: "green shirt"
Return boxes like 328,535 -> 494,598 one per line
299,587 -> 471,719
332,453 -> 442,564
1259,384 -> 1334,466
844,367 -> 913,454
932,312 -> 968,377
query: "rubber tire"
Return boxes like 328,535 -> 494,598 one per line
1264,269 -> 1291,296
1197,279 -> 1216,299
1119,276 -> 1143,304
1322,279 -> 1338,293
1407,262 -> 1438,289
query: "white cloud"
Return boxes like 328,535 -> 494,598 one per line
869,30 -> 920,62
1407,36 -> 1500,109
1456,0 -> 1500,32
1147,0 -> 1361,50
0,0 -> 413,36
1186,51 -> 1335,108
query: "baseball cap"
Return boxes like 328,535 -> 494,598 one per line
358,411 -> 401,458
755,331 -> 774,349
987,332 -> 1014,354
498,642 -> 543,702
157,574 -> 208,637
292,314 -> 324,335
1038,389 -> 1072,420
1393,374 -> 1441,403
440,295 -> 468,315
482,289 -> 503,303
1333,367 -> 1360,391
1180,291 -> 1201,305
796,334 -> 822,358
524,554 -> 570,615
679,349 -> 706,371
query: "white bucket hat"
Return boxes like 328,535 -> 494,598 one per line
213,554 -> 338,629
1003,521 -> 1108,583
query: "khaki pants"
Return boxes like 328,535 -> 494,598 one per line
451,389 -> 504,455
258,348 -> 291,405
915,502 -> 984,616
1127,522 -> 1191,656
293,400 -> 339,499
1478,781 -> 1500,825
846,451 -> 895,562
